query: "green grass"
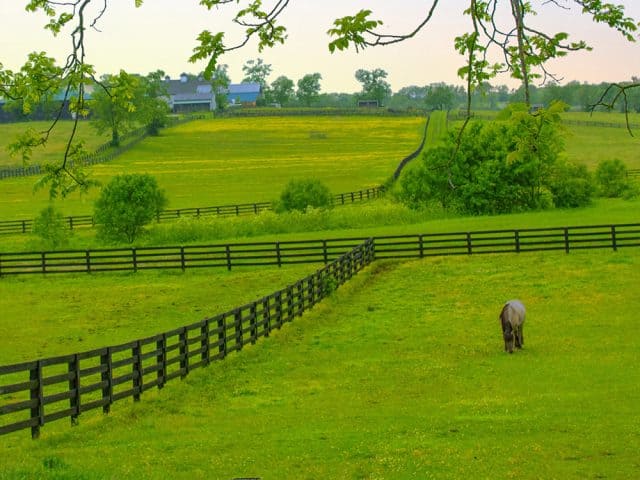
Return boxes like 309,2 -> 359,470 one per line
0,116 -> 426,220
0,120 -> 110,168
1,249 -> 638,478
563,123 -> 640,169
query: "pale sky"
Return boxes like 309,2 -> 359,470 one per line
1,1 -> 639,92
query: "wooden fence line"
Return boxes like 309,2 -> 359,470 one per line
0,239 -> 375,438
0,223 -> 638,277
0,186 -> 386,236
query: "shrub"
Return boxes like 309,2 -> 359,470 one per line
94,174 -> 167,243
548,161 -> 595,208
32,205 -> 71,250
277,178 -> 333,213
595,159 -> 634,198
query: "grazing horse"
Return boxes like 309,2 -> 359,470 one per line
500,300 -> 525,353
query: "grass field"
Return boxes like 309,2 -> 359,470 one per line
0,120 -> 110,168
0,116 -> 426,220
1,248 -> 638,479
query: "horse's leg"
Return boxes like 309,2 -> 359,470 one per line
520,326 -> 524,347
515,325 -> 523,349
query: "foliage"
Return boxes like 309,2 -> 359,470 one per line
276,178 -> 333,213
595,158 -> 636,198
424,83 -> 457,111
270,75 -> 295,106
242,58 -> 272,104
548,160 -> 595,208
401,102 -> 568,214
94,174 -> 167,243
296,73 -> 323,107
210,64 -> 231,111
136,70 -> 170,135
355,68 -> 391,106
31,204 -> 71,250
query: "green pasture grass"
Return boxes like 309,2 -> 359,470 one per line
1,249 -> 638,478
563,123 -> 640,169
0,120 -> 110,168
0,116 -> 426,220
0,265 -> 316,366
0,195 -> 638,253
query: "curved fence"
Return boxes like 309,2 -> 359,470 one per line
0,186 -> 385,236
0,238 -> 375,438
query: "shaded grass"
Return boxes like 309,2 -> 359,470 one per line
1,249 -> 638,478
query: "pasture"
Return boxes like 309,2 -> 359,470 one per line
0,249 -> 638,478
0,116 -> 426,220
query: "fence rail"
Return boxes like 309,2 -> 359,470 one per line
0,239 -> 375,438
0,186 -> 386,236
1,223 -> 638,277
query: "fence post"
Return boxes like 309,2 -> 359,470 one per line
132,248 -> 138,272
296,281 -> 304,317
85,251 -> 91,273
132,341 -> 142,401
275,242 -> 282,267
322,240 -> 328,265
29,361 -> 44,439
234,309 -> 244,350
611,225 -> 618,251
201,319 -> 210,365
249,304 -> 258,344
179,328 -> 189,378
564,228 -> 570,253
262,297 -> 271,337
286,286 -> 294,321
180,247 -> 186,271
419,235 -> 424,258
22,220 -> 27,234
69,217 -> 74,230
225,245 -> 232,271
217,315 -> 227,359
68,355 -> 80,426
275,292 -> 283,329
156,335 -> 167,389
514,230 -> 521,253
41,252 -> 46,274
101,349 -> 113,414
466,233 -> 473,255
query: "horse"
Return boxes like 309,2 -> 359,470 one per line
500,300 -> 525,353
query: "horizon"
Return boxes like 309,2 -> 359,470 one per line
1,1 -> 640,93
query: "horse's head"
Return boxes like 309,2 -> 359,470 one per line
500,307 -> 515,353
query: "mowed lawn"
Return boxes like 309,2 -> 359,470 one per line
0,116 -> 426,219
1,248 -> 638,479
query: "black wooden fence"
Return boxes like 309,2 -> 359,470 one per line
0,238 -> 375,438
0,186 -> 386,236
1,223 -> 639,277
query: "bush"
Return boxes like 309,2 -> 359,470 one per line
548,161 -> 595,208
94,174 -> 167,243
595,159 -> 634,198
32,205 -> 71,250
276,178 -> 333,212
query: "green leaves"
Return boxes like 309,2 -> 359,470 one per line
327,10 -> 383,53
189,30 -> 226,80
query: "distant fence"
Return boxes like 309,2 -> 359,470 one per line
0,186 -> 385,236
0,239 -> 375,438
628,169 -> 640,178
392,116 -> 430,180
1,223 -> 638,277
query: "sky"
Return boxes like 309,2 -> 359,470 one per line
1,0 -> 639,93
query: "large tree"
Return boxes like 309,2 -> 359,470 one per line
270,75 -> 295,106
296,73 -> 322,107
1,0 -> 638,195
354,68 -> 391,106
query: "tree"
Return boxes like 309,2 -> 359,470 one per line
270,75 -> 295,106
210,64 -> 231,111
242,58 -> 272,104
355,68 -> 391,106
94,174 -> 168,243
32,205 -> 71,250
137,70 -> 170,135
296,73 -> 322,107
424,83 -> 456,111
90,70 -> 140,147
2,1 -> 638,195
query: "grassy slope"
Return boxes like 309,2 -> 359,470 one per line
1,249 -> 638,479
0,116 -> 425,220
0,121 -> 110,168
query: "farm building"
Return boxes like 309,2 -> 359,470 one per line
226,83 -> 261,106
164,73 -> 216,113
